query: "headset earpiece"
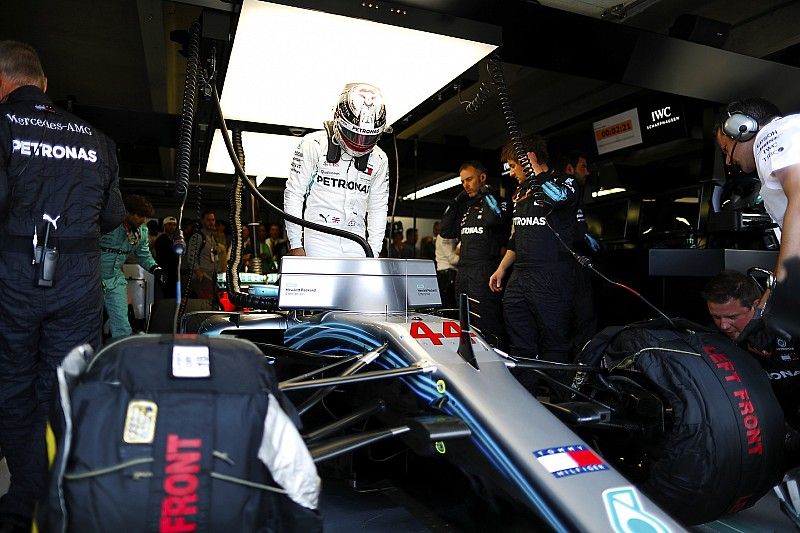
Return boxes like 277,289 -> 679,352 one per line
723,111 -> 759,142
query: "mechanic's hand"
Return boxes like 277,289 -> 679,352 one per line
150,266 -> 167,287
738,317 -> 769,356
287,247 -> 306,256
489,268 -> 505,292
583,232 -> 601,253
479,184 -> 491,196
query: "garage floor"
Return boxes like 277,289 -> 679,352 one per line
693,495 -> 796,533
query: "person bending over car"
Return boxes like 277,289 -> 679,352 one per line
714,98 -> 800,315
702,270 -> 800,428
284,83 -> 390,258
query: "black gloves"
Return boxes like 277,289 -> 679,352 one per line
149,265 -> 167,287
737,316 -> 768,352
479,184 -> 491,196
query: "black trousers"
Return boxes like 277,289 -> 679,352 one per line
455,262 -> 505,349
0,253 -> 103,520
436,269 -> 457,310
571,262 -> 597,357
503,264 -> 575,395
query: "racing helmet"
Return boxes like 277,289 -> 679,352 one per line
333,83 -> 387,157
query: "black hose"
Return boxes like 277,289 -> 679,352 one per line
175,22 -> 200,198
465,80 -> 493,114
178,174 -> 209,321
208,81 -> 375,257
173,21 -> 201,328
177,231 -> 203,320
227,130 -> 245,277
462,60 -> 496,114
487,57 -> 535,182
227,130 -> 277,310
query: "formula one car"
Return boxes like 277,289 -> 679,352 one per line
185,256 -> 784,531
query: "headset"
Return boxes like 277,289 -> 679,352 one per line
723,108 -> 760,142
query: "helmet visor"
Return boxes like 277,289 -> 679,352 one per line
339,126 -> 381,153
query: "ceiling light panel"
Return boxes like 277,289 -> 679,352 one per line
206,131 -> 299,179
207,0 -> 499,179
402,176 -> 461,200
220,0 -> 499,129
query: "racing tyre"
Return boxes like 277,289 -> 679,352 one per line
581,320 -> 785,525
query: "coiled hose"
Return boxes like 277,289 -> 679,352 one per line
463,59 -> 495,115
227,131 -> 277,310
487,57 -> 536,182
175,21 -> 200,198
173,21 -> 201,330
464,79 -> 493,115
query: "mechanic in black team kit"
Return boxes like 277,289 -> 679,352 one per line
560,150 -> 599,354
441,160 -> 510,348
702,270 -> 800,429
0,41 -> 124,531
489,135 -> 577,395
